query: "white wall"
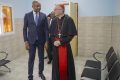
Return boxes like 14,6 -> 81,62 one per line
35,0 -> 115,16
0,0 -> 30,18
114,0 -> 120,15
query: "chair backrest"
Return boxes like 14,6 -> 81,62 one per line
107,52 -> 117,71
106,46 -> 114,62
108,61 -> 120,80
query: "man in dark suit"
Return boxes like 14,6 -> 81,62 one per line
23,1 -> 48,80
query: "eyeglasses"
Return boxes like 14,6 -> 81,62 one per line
54,9 -> 63,11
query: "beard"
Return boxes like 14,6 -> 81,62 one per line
34,8 -> 40,13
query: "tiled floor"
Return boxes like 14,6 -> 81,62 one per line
0,54 -> 105,80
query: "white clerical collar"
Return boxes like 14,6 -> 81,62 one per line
58,14 -> 65,19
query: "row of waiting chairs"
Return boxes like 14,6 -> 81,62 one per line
0,50 -> 11,72
81,47 -> 120,80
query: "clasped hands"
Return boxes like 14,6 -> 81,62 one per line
54,40 -> 61,47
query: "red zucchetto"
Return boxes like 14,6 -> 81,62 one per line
57,4 -> 65,10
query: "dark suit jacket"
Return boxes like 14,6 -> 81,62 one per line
23,11 -> 48,44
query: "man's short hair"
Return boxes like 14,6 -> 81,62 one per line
32,0 -> 40,5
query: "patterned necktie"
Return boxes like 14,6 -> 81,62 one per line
35,13 -> 39,25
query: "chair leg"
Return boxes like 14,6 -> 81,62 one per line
3,65 -> 11,72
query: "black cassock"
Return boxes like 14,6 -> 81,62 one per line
50,15 -> 77,80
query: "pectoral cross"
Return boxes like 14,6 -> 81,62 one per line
58,33 -> 61,38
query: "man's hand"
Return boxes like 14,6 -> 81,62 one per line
25,41 -> 29,50
45,41 -> 48,50
54,41 -> 61,47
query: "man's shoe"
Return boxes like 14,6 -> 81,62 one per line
28,75 -> 33,80
44,56 -> 47,59
47,60 -> 51,64
39,74 -> 46,80
28,78 -> 33,80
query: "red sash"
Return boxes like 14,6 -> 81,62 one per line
55,38 -> 68,80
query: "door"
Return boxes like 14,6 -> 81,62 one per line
69,2 -> 78,57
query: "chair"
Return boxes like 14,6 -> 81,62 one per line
0,51 -> 11,72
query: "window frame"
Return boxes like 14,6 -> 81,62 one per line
0,4 -> 15,36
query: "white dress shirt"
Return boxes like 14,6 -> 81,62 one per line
33,11 -> 39,22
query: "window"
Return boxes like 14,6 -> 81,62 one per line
0,5 -> 13,35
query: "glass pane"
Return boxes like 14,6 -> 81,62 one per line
2,6 -> 13,32
0,6 -> 2,34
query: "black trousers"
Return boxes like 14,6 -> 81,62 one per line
28,40 -> 44,79
47,37 -> 53,61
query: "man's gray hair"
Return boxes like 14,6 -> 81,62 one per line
32,0 -> 40,5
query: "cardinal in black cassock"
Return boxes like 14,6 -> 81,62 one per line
50,4 -> 77,80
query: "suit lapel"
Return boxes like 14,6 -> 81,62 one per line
30,11 -> 36,26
